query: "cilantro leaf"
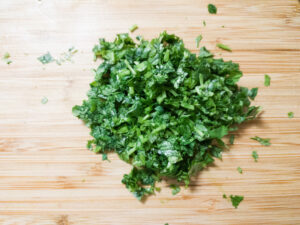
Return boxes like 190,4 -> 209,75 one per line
208,4 -> 217,14
170,184 -> 181,195
252,151 -> 258,162
230,195 -> 244,208
73,31 -> 261,200
264,74 -> 271,87
38,52 -> 54,64
288,112 -> 294,118
229,135 -> 235,145
196,35 -> 203,48
217,43 -> 232,52
237,167 -> 243,174
251,136 -> 271,146
223,194 -> 227,199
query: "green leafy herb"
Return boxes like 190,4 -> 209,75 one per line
41,96 -> 48,104
217,43 -> 232,52
230,195 -> 244,208
264,74 -> 271,87
102,153 -> 110,162
229,135 -> 235,145
237,167 -> 243,174
251,136 -> 271,146
203,20 -> 206,26
3,52 -> 12,64
196,35 -> 203,48
223,194 -> 227,199
170,184 -> 181,195
129,24 -> 138,33
208,4 -> 217,14
252,151 -> 258,162
288,112 -> 294,118
73,31 -> 260,200
38,52 -> 54,64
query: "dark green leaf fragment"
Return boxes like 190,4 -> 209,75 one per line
170,184 -> 181,195
229,135 -> 235,145
230,195 -> 244,208
251,136 -> 271,146
217,43 -> 232,52
237,167 -> 243,174
223,194 -> 227,199
252,151 -> 258,162
73,31 -> 260,200
264,74 -> 271,87
38,52 -> 54,64
288,112 -> 294,118
208,4 -> 217,14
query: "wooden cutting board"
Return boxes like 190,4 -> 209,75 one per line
0,0 -> 299,224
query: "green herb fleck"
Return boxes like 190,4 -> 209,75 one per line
102,153 -> 110,162
229,135 -> 235,145
217,43 -> 232,52
230,195 -> 244,208
264,74 -> 271,87
251,136 -> 271,146
3,52 -> 12,65
73,31 -> 261,200
129,24 -> 138,33
237,167 -> 243,174
170,184 -> 181,195
223,194 -> 227,199
41,96 -> 48,104
203,20 -> 206,26
252,151 -> 258,162
38,52 -> 54,64
208,4 -> 217,14
288,112 -> 294,118
56,47 -> 78,65
196,35 -> 203,48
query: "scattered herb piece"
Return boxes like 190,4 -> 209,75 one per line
217,43 -> 232,52
230,195 -> 244,208
251,136 -> 271,146
2,52 -> 12,64
248,88 -> 258,100
229,135 -> 235,145
252,151 -> 258,162
56,47 -> 78,65
264,74 -> 271,87
129,24 -> 138,33
223,194 -> 227,199
170,184 -> 181,195
196,35 -> 203,48
73,31 -> 261,200
102,153 -> 110,162
237,167 -> 243,174
165,223 -> 169,225
41,96 -> 48,104
203,20 -> 206,26
208,4 -> 217,14
221,25 -> 225,28
38,52 -> 54,64
288,112 -> 294,118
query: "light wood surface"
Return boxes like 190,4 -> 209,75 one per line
0,0 -> 300,224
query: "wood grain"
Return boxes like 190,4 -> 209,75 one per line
0,0 -> 300,224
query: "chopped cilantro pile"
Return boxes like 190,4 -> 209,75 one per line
72,31 -> 260,200
230,195 -> 244,208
